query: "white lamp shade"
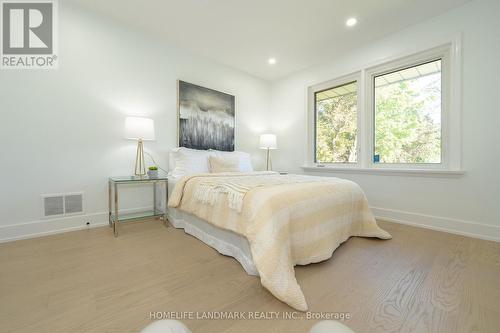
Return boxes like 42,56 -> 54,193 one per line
125,117 -> 155,141
259,134 -> 277,149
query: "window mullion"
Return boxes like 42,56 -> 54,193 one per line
359,69 -> 369,168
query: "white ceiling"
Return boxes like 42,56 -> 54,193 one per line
74,0 -> 470,81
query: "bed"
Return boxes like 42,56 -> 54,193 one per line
166,148 -> 391,311
167,178 -> 258,276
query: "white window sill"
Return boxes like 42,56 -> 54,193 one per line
301,165 -> 465,177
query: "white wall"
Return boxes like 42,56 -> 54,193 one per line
2,0 -> 499,243
270,0 -> 500,241
0,2 -> 271,241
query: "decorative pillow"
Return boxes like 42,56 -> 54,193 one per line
210,150 -> 254,172
208,156 -> 241,173
169,147 -> 216,177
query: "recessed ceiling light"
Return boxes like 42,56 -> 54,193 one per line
346,17 -> 357,27
268,58 -> 277,65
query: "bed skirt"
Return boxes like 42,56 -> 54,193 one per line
166,207 -> 259,276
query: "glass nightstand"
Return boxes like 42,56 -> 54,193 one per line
108,176 -> 168,237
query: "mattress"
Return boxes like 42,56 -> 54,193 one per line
167,177 -> 258,276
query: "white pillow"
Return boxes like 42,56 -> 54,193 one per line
168,147 -> 216,177
211,150 -> 254,172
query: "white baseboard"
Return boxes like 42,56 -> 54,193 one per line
372,207 -> 500,243
0,206 -> 155,243
2,206 -> 499,244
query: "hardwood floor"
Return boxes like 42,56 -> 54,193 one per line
1,219 -> 499,333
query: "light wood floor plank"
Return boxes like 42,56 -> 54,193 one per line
1,219 -> 499,333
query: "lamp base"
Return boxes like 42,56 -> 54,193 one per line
266,148 -> 273,171
134,139 -> 146,176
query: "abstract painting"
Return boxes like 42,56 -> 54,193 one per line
177,80 -> 235,151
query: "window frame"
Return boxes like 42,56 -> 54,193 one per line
312,74 -> 361,165
366,47 -> 450,170
308,71 -> 363,168
305,38 -> 463,176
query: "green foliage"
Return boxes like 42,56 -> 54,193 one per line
315,75 -> 441,164
148,166 -> 158,171
374,79 -> 441,163
316,92 -> 357,163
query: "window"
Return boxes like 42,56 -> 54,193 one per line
374,60 -> 442,164
307,40 -> 462,174
315,81 -> 358,163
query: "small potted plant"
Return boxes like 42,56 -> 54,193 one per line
147,166 -> 158,178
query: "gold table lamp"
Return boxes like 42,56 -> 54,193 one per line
125,117 -> 155,176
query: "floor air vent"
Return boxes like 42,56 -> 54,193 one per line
43,196 -> 64,216
64,194 -> 83,214
42,193 -> 84,217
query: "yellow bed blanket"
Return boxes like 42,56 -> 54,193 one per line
168,172 -> 391,311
